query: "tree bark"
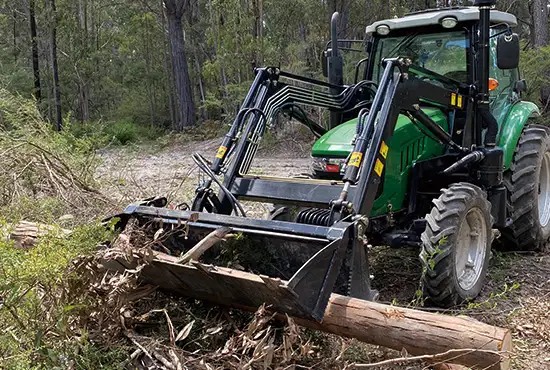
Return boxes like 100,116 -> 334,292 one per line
160,0 -> 176,128
144,19 -> 155,127
163,0 -> 196,130
77,0 -> 90,123
29,0 -> 41,103
49,0 -> 62,131
13,9 -> 18,62
531,0 -> 550,106
382,0 -> 390,19
532,0 -> 549,48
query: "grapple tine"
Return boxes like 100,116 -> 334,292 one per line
286,228 -> 350,321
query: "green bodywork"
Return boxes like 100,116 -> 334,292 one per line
312,108 -> 448,216
311,101 -> 539,217
497,101 -> 540,169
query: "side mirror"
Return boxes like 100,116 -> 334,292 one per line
321,50 -> 328,78
497,33 -> 520,70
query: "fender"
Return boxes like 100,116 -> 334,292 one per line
497,101 -> 540,170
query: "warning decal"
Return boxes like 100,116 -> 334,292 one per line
374,159 -> 384,176
348,152 -> 363,167
380,141 -> 389,159
216,146 -> 228,159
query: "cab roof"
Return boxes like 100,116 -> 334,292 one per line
365,7 -> 517,35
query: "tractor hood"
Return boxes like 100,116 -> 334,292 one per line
312,108 -> 445,158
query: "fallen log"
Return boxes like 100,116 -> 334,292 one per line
4,221 -> 71,250
101,250 -> 511,370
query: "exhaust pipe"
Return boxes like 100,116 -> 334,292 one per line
328,12 -> 344,130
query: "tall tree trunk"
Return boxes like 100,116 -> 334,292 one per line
209,0 -> 228,101
251,0 -> 264,68
29,0 -> 41,103
531,0 -> 550,106
532,0 -> 549,48
382,0 -> 390,19
49,0 -> 62,131
41,0 -> 53,122
77,0 -> 90,122
13,9 -> 18,62
160,0 -> 176,128
144,23 -> 155,127
164,0 -> 196,130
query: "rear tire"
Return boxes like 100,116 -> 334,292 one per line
420,183 -> 492,307
501,124 -> 550,250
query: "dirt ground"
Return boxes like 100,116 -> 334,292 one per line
96,137 -> 550,369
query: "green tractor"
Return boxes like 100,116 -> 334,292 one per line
111,1 -> 549,321
273,2 -> 548,305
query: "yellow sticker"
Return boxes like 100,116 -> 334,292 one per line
380,141 -> 389,159
216,146 -> 228,159
451,93 -> 457,107
457,95 -> 463,108
374,159 -> 384,176
348,152 -> 363,167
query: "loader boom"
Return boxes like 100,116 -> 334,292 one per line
116,58 -> 473,322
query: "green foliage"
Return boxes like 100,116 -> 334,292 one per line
105,121 -> 139,145
520,46 -> 550,105
0,90 -> 127,368
0,0 -> 540,135
465,282 -> 521,310
0,217 -> 121,369
68,120 -> 167,147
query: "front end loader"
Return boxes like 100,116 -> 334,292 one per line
106,0 -> 550,322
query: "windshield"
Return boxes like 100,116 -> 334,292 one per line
372,30 -> 469,83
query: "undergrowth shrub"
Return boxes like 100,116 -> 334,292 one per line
68,120 -> 166,147
0,221 -> 122,370
0,89 -> 125,368
0,89 -> 101,212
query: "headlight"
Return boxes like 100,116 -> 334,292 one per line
312,158 -> 346,174
441,17 -> 458,29
376,25 -> 391,36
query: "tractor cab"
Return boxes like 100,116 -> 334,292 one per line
312,6 -> 521,180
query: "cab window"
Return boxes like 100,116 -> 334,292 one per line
373,30 -> 469,83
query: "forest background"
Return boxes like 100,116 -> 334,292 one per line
2,0 -> 549,139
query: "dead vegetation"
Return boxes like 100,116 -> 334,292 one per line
0,89 -> 112,226
70,225 -> 339,370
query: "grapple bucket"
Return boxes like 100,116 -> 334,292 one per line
106,201 -> 370,322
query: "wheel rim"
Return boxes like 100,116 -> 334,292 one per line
538,151 -> 550,228
455,207 -> 488,292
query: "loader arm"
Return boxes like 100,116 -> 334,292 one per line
112,58 -> 471,323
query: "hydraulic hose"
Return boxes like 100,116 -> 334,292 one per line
442,150 -> 485,175
192,153 -> 247,217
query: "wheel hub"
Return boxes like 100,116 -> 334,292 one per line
455,207 -> 487,292
538,150 -> 550,228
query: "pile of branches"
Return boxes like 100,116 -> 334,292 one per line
73,224 -> 343,370
0,89 -> 102,209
